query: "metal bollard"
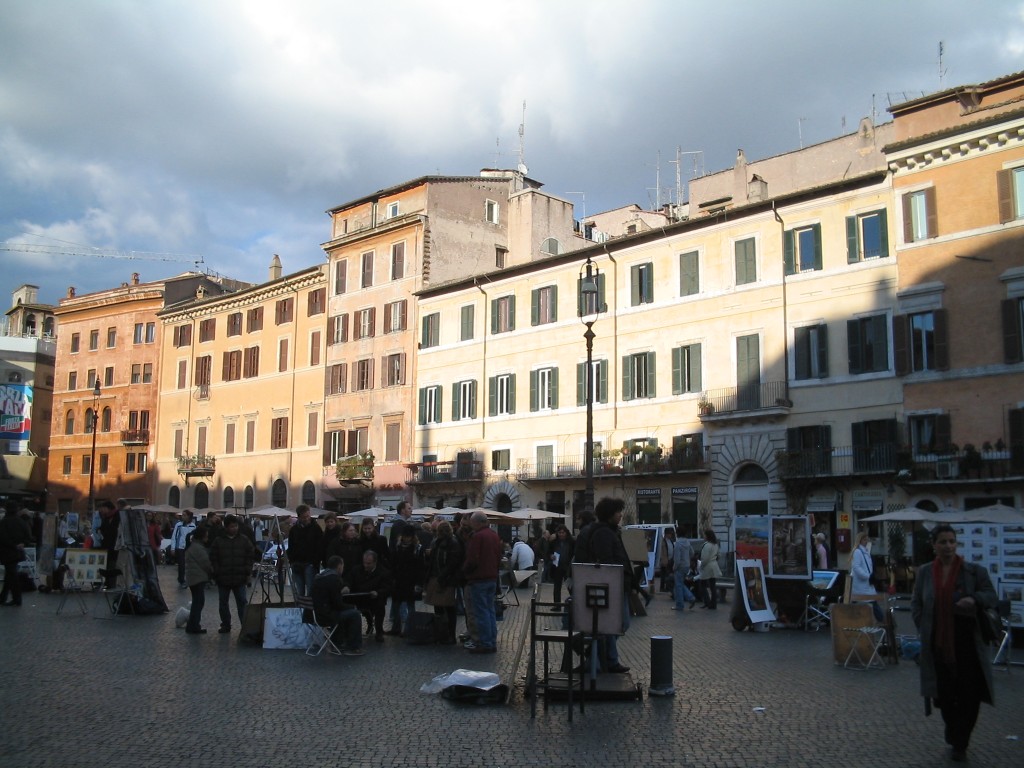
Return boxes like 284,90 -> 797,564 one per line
648,635 -> 675,696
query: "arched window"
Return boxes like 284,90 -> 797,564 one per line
223,486 -> 235,509
734,463 -> 770,516
244,485 -> 254,509
43,317 -> 55,337
65,410 -> 75,435
301,480 -> 316,507
24,313 -> 36,335
101,407 -> 112,432
271,479 -> 287,508
168,486 -> 181,508
84,408 -> 95,434
194,482 -> 209,510
541,237 -> 562,256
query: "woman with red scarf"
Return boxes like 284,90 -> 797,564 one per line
911,524 -> 996,763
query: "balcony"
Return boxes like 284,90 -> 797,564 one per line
699,380 -> 791,422
406,459 -> 483,484
177,454 -> 216,478
334,454 -> 375,484
777,444 -> 900,479
516,449 -> 708,481
909,445 -> 1024,483
121,429 -> 150,446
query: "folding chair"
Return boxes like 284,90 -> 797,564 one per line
993,599 -> 1013,672
296,595 -> 341,657
95,567 -> 135,619
55,564 -> 88,616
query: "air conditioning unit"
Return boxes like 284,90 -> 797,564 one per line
936,460 -> 959,479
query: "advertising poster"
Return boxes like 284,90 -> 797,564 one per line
0,383 -> 32,440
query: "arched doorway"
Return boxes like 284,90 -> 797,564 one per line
301,480 -> 316,507
244,486 -> 255,509
734,463 -> 769,516
168,486 -> 180,508
271,479 -> 287,508
223,486 -> 235,509
193,482 -> 209,510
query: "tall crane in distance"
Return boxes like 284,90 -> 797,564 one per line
0,237 -> 205,270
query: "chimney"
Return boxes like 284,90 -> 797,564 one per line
132,272 -> 140,285
269,254 -> 282,281
67,287 -> 76,298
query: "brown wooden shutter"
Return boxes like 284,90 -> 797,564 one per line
933,309 -> 950,371
892,314 -> 909,376
924,186 -> 938,239
997,169 -> 1015,223
902,193 -> 914,243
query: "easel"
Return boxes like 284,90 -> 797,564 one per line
55,564 -> 88,615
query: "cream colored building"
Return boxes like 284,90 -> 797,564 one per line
320,170 -> 577,512
152,259 -> 328,511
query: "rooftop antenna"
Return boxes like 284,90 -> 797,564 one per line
492,136 -> 501,167
645,150 -> 663,211
798,117 -> 807,149
938,41 -> 947,88
669,148 -> 704,208
517,100 -> 528,175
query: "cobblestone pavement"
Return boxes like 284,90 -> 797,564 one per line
1,578 -> 1021,768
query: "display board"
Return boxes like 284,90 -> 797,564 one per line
950,522 -> 1024,628
263,607 -> 308,649
736,559 -> 776,624
570,563 -> 624,636
64,548 -> 107,587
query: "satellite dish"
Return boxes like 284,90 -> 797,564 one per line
517,163 -> 529,174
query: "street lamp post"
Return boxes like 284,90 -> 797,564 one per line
87,380 -> 100,514
579,256 -> 601,518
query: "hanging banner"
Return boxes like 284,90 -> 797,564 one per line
0,383 -> 32,440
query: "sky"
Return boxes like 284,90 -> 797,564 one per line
1,0 -> 1023,306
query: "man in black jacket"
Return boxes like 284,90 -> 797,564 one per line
348,550 -> 393,642
310,556 -> 364,656
588,497 -> 633,674
210,515 -> 255,634
287,504 -> 322,597
0,506 -> 34,607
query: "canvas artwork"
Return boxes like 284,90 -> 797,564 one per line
769,516 -> 811,578
734,516 -> 770,570
66,548 -> 106,586
736,559 -> 776,624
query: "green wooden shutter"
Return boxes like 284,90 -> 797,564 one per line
871,314 -> 889,371
795,327 -> 810,379
529,369 -> 539,411
508,373 -> 516,414
783,230 -> 795,275
433,387 -> 442,423
812,224 -> 822,271
622,355 -> 634,401
671,346 -> 683,395
418,388 -> 427,425
691,345 -> 702,391
816,329 -> 828,378
507,295 -> 516,331
490,298 -> 499,334
488,375 -> 497,417
630,264 -> 641,306
848,319 -> 863,374
598,359 -> 608,403
680,251 -> 698,296
469,380 -> 477,419
451,382 -> 461,421
846,215 -> 859,263
877,209 -> 889,258
644,263 -> 654,303
577,362 -> 586,406
550,367 -> 559,409
530,288 -> 540,326
892,314 -> 909,376
646,351 -> 656,398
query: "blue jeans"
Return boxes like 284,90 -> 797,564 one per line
218,584 -> 247,629
673,573 -> 696,608
602,593 -> 632,666
291,563 -> 315,597
469,580 -> 497,648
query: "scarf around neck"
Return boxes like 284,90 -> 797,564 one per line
933,555 -> 963,664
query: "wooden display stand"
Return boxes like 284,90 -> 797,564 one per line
828,603 -> 877,664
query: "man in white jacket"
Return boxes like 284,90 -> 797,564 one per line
171,510 -> 196,589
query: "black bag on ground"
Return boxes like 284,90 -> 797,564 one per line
441,684 -> 509,705
406,610 -> 444,644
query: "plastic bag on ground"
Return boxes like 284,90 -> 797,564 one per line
420,668 -> 501,694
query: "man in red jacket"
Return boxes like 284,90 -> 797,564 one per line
462,511 -> 501,653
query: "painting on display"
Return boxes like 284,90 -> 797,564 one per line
734,516 -> 770,571
769,515 -> 811,578
65,548 -> 107,587
736,559 -> 776,624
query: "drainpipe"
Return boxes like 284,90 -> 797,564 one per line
474,277 -> 488,442
772,201 -> 790,404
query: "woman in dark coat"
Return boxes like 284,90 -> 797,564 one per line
423,521 -> 464,644
387,524 -> 425,635
911,524 -> 996,762
549,525 -> 574,604
358,517 -> 390,568
327,522 -> 363,576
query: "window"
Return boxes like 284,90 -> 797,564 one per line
245,421 -> 255,452
531,286 -> 557,325
142,363 -> 152,383
101,407 -> 111,432
894,310 -> 948,375
902,188 -> 937,242
734,237 -> 757,286
794,325 -> 829,380
909,413 -> 950,457
307,412 -> 318,447
355,307 -> 375,339
492,449 -> 510,471
225,423 -> 236,454
174,428 -> 183,458
275,297 -> 294,325
541,238 -> 561,256
223,350 -> 242,381
194,356 -> 212,387
382,352 -> 406,387
630,263 -> 654,305
460,305 -> 475,341
576,359 -> 608,405
176,360 -> 187,389
133,324 -> 144,344
452,379 -> 478,421
491,295 -> 516,334
329,314 -> 350,344
223,486 -> 235,507
89,329 -> 99,350
227,312 -> 242,336
495,247 -> 507,269
848,315 -> 890,374
243,346 -> 260,378
334,260 -> 347,295
529,367 -> 558,411
361,251 -> 374,288
84,407 -> 96,434
997,166 -> 1024,222
310,330 -> 321,366
327,363 -> 347,395
81,455 -> 91,475
137,453 -> 147,473
1001,297 -> 1024,364
173,324 -> 192,347
307,288 -> 325,316
418,385 -> 442,425
784,224 -> 822,274
390,242 -> 405,280
353,358 -> 374,391
86,369 -> 96,388
324,430 -> 345,464
786,425 -> 833,474
679,251 -> 699,296
62,456 -> 71,475
125,453 -> 136,473
421,313 -> 440,348
736,334 -> 761,409
106,327 -> 116,348
852,418 -> 899,473
278,338 -> 289,373
146,322 -> 155,343
199,318 -> 216,342
623,352 -> 656,400
99,453 -> 109,474
383,300 -> 407,333
577,272 -> 607,317
69,333 -> 82,353
386,201 -> 400,219
846,210 -> 889,262
271,417 -> 289,450
131,364 -> 141,385
485,199 -> 499,224
536,445 -> 554,478
64,410 -> 74,434
246,307 -> 263,332
384,422 -> 401,462
68,371 -> 77,391
489,373 -> 517,416
671,344 -> 702,393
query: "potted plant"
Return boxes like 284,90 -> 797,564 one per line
698,398 -> 714,416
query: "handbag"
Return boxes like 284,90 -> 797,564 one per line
977,605 -> 1002,645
